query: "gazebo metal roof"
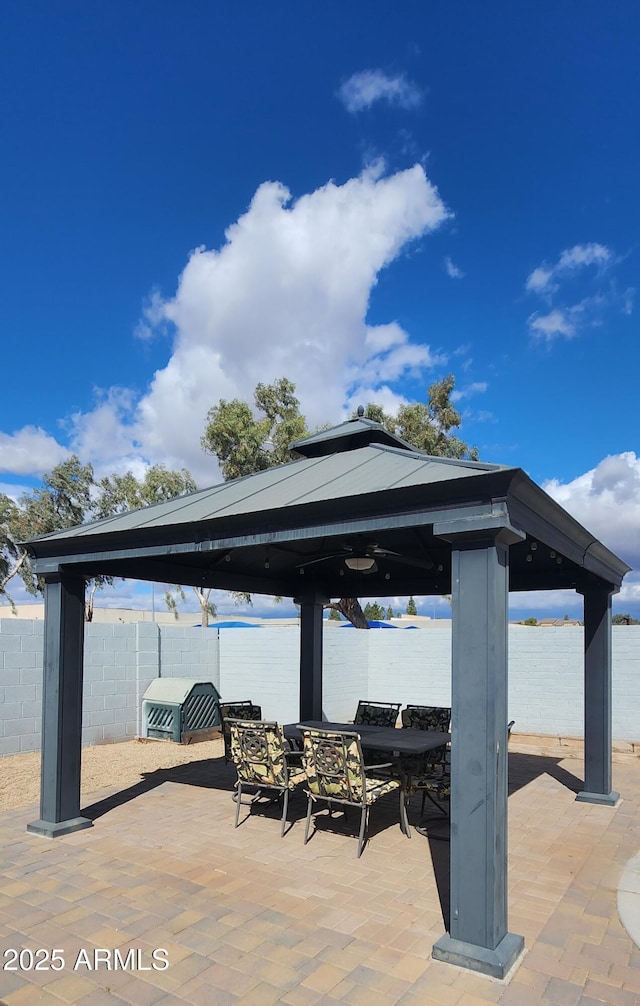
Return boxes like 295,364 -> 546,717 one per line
24,418 -> 629,599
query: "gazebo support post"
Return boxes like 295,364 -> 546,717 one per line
27,573 -> 93,839
432,528 -> 524,979
576,585 -> 619,806
297,591 -> 326,721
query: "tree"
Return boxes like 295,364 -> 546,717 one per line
1,457 -> 99,614
362,375 -> 478,459
613,613 -> 639,625
0,495 -> 26,613
201,376 -> 477,627
201,377 -> 308,480
94,465 -> 196,518
328,607 -> 342,621
406,596 -> 417,615
522,617 -> 538,626
386,605 -> 394,620
363,601 -> 385,621
1,458 -> 202,622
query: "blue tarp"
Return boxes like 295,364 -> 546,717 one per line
193,620 -> 261,628
340,620 -> 398,628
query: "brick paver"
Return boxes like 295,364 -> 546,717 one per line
0,736 -> 639,1005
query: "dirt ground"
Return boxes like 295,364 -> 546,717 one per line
0,735 -> 226,812
0,732 -> 636,813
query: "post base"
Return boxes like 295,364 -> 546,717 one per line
575,790 -> 620,807
27,817 -> 93,839
432,931 -> 525,979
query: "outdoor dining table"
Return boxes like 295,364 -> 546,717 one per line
284,720 -> 450,757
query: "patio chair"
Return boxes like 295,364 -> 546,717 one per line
228,719 -> 305,836
354,700 -> 401,728
299,726 -> 408,857
401,704 -> 451,733
353,700 -> 402,770
405,719 -> 516,825
219,700 -> 262,763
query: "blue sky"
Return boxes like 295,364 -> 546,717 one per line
1,2 -> 638,620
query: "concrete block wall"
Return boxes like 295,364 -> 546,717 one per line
367,626 -> 453,714
1,619 -> 639,757
0,619 -> 221,756
323,630 -> 369,721
218,628 -> 299,724
0,619 -> 44,757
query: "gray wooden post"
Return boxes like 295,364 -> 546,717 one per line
27,573 -> 93,838
432,528 -> 524,978
576,585 -> 619,806
297,592 -> 326,721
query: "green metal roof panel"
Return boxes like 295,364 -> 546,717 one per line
290,417 -> 415,456
26,445 -> 512,545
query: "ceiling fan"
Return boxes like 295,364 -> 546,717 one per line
295,541 -> 436,573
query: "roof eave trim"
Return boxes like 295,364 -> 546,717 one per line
507,471 -> 631,586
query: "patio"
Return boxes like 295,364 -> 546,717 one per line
1,735 -> 639,1005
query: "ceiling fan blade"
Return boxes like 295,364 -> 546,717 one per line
296,551 -> 346,569
383,553 -> 436,571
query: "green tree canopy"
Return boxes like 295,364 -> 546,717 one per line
361,375 -> 478,459
363,601 -> 386,621
0,458 -> 200,621
201,377 -> 308,479
406,596 -> 418,616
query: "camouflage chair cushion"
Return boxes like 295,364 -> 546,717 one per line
301,728 -> 400,806
220,701 -> 262,761
229,720 -> 305,790
354,701 -> 401,728
401,705 -> 451,732
404,761 -> 451,799
221,701 -> 262,722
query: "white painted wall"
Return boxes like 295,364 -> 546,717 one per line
1,619 -> 639,756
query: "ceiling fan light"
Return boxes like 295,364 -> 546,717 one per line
344,556 -> 376,571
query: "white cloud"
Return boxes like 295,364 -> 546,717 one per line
24,163 -> 450,486
451,382 -> 487,402
444,256 -> 464,279
525,242 -> 612,295
527,309 -> 576,343
338,70 -> 422,113
0,427 -> 69,477
557,243 -> 611,271
543,451 -> 640,572
525,266 -> 555,295
0,481 -> 32,502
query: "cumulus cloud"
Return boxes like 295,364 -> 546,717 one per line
527,308 -> 576,343
525,242 -> 612,295
524,243 -> 623,346
0,163 -> 447,486
543,452 -> 640,572
451,382 -> 487,402
0,427 -> 68,477
338,70 -> 422,113
444,256 -> 464,279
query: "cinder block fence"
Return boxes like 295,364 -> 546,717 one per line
0,618 -> 638,757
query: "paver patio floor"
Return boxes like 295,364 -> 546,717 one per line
1,738 -> 639,1005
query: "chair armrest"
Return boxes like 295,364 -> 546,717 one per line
365,761 -> 395,772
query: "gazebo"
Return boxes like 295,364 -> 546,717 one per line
22,416 -> 630,978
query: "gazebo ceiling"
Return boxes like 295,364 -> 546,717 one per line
23,417 -> 630,600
